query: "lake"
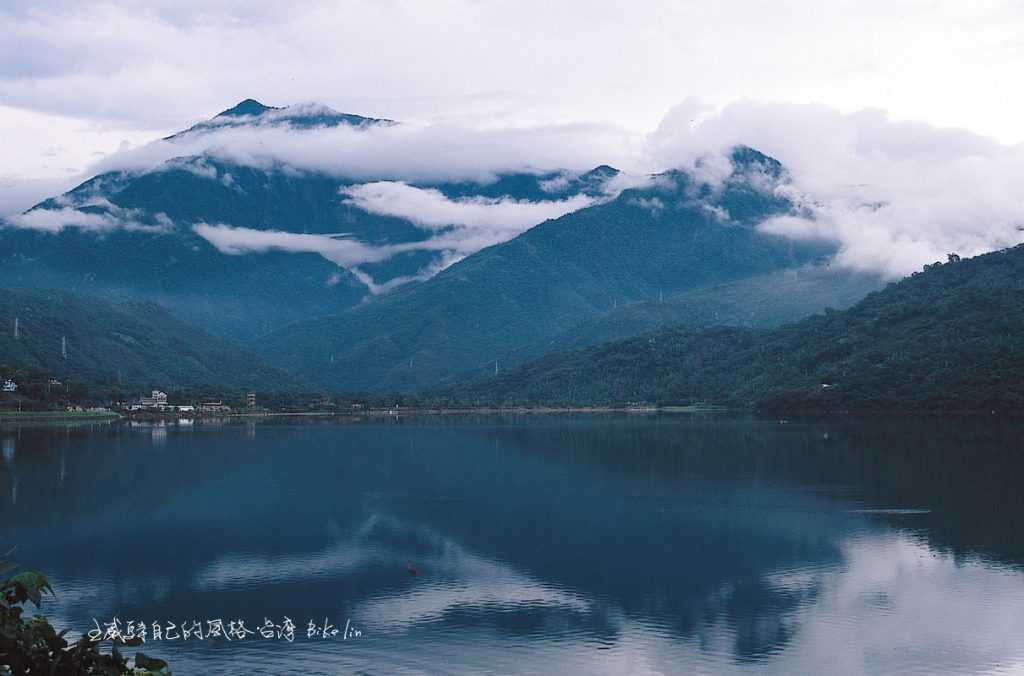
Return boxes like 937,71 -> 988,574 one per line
2,414 -> 1024,675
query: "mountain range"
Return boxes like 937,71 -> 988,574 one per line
0,99 -> 921,398
258,147 -> 883,390
0,100 -> 613,340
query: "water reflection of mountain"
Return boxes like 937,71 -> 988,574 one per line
1,416 -> 1023,672
461,415 -> 1024,567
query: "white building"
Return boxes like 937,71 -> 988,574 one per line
1,380 -> 17,393
132,390 -> 170,410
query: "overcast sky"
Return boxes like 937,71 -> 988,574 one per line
2,0 -> 1023,181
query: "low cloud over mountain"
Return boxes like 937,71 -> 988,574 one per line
4,97 -> 1024,289
648,99 -> 1024,277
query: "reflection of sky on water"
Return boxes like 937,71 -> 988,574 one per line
2,436 -> 14,465
3,417 -> 1024,674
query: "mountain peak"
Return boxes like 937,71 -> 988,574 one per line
729,145 -> 785,178
216,99 -> 279,118
581,165 -> 619,179
164,99 -> 393,141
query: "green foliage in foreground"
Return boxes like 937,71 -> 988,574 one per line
442,246 -> 1024,413
0,556 -> 169,675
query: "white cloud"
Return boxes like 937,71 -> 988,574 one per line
163,156 -> 218,180
192,223 -> 392,267
88,116 -> 640,185
340,181 -> 595,231
5,204 -> 166,233
628,196 -> 665,215
538,173 -> 572,193
193,222 -> 475,294
192,178 -> 601,292
650,100 -> 1024,277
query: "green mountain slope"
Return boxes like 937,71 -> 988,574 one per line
530,266 -> 883,354
442,246 -> 1024,412
0,288 -> 304,394
259,148 -> 842,391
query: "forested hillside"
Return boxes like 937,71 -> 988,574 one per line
442,246 -> 1024,412
529,266 -> 882,354
0,288 -> 304,396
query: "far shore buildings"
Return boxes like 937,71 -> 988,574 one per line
199,400 -> 231,413
141,390 -> 169,408
127,390 -> 171,412
127,390 -> 230,414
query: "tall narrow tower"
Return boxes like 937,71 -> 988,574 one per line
13,318 -> 18,340
61,336 -> 67,359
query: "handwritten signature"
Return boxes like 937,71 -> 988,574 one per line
87,617 -> 362,643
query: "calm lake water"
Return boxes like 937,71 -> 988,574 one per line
2,414 -> 1024,675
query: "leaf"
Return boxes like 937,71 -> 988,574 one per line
8,571 -> 54,607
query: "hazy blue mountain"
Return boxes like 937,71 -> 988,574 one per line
442,245 -> 1024,413
0,100 -> 609,339
2,102 -> 880,385
258,148 -> 844,391
0,218 -> 367,342
0,288 -> 304,394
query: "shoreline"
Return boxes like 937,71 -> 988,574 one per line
108,404 -> 731,422
0,410 -> 120,422
3,404 -> 1016,425
222,404 -> 729,418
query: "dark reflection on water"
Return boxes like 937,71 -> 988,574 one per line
2,415 -> 1024,675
